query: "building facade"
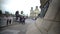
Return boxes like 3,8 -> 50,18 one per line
30,6 -> 40,19
30,7 -> 34,18
26,0 -> 60,34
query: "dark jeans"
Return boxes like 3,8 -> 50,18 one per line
9,19 -> 11,24
7,19 -> 11,25
7,19 -> 9,25
20,17 -> 25,24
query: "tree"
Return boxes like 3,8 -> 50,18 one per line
5,11 -> 9,14
15,11 -> 19,20
21,11 -> 23,14
0,10 -> 2,14
15,11 -> 19,16
5,11 -> 10,16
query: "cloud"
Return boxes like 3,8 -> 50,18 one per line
1,0 -> 40,16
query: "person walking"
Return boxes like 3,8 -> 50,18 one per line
19,11 -> 25,24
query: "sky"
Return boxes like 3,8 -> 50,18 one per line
1,0 -> 41,16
